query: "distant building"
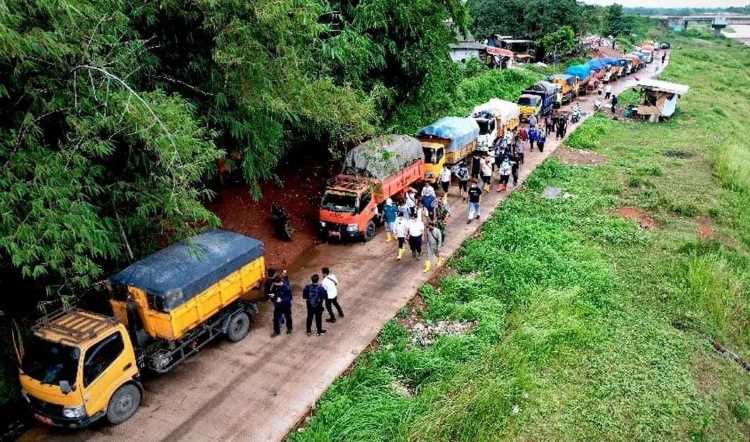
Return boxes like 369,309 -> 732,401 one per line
449,41 -> 486,63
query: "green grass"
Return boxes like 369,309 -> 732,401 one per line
293,31 -> 750,441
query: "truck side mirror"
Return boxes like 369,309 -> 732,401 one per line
59,380 -> 73,394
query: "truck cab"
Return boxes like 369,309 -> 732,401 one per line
549,75 -> 577,105
17,310 -> 141,428
473,113 -> 497,152
421,141 -> 447,182
518,94 -> 542,121
319,177 -> 379,241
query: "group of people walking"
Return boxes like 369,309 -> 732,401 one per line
266,267 -> 344,337
382,183 -> 449,273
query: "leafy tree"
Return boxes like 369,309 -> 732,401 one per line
322,0 -> 467,131
539,26 -> 576,61
467,0 -> 584,40
131,0 -> 378,196
0,0 -> 220,300
605,4 -> 631,37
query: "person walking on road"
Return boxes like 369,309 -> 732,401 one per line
454,161 -> 470,201
395,212 -> 408,260
439,165 -> 452,195
528,126 -> 538,152
321,267 -> 343,323
421,183 -> 436,219
434,195 -> 450,241
467,179 -> 482,223
514,133 -> 525,165
537,130 -> 547,153
528,114 -> 537,129
407,214 -> 425,259
424,222 -> 443,273
383,198 -> 398,243
605,84 -> 612,100
405,188 -> 417,217
561,114 -> 569,137
303,274 -> 327,336
471,152 -> 482,179
269,273 -> 293,337
511,152 -> 520,188
545,115 -> 554,136
518,126 -> 529,150
611,94 -> 619,114
480,156 -> 493,192
497,157 -> 512,192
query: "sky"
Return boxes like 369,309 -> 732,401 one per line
581,0 -> 748,7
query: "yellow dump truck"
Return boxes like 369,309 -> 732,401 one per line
15,229 -> 265,428
417,117 -> 480,183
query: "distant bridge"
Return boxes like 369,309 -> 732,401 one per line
653,14 -> 750,30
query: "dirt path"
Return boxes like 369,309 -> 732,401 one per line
21,58 -> 667,442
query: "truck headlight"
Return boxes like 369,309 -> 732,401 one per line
62,405 -> 87,418
346,224 -> 358,232
320,221 -> 326,227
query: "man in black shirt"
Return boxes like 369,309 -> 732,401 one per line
303,274 -> 327,336
269,274 -> 293,337
467,179 -> 482,224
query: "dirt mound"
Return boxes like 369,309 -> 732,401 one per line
411,320 -> 475,346
664,149 -> 694,159
555,148 -> 607,166
697,215 -> 715,239
614,207 -> 657,229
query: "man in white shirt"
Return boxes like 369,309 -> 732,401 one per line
407,214 -> 425,259
321,267 -> 343,322
395,212 -> 408,260
439,166 -> 452,195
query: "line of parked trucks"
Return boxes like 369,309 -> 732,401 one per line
16,41 -> 659,432
318,43 -> 658,242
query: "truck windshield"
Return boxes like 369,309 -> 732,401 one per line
518,96 -> 538,106
321,192 -> 357,213
21,335 -> 80,386
423,147 -> 444,164
476,119 -> 494,135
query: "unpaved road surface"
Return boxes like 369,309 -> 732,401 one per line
21,58 -> 666,442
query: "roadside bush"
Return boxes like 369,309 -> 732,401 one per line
565,115 -> 612,150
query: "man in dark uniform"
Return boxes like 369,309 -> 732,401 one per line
303,274 -> 328,336
269,273 -> 293,337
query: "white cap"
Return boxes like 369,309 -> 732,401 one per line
386,198 -> 393,205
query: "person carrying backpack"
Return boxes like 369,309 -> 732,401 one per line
382,198 -> 398,243
453,162 -> 470,201
303,274 -> 328,336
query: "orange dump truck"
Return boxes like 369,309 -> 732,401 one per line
16,230 -> 265,428
319,135 -> 424,241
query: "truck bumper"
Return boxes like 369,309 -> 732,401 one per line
26,397 -> 103,429
319,225 -> 362,242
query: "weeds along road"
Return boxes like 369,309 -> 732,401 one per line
21,58 -> 668,442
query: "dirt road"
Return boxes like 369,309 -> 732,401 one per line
22,59 -> 666,442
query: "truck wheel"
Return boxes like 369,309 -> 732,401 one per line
363,221 -> 376,242
226,311 -> 250,342
106,383 -> 141,425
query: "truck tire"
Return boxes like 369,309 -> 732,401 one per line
363,221 -> 376,242
226,311 -> 250,342
106,383 -> 141,425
